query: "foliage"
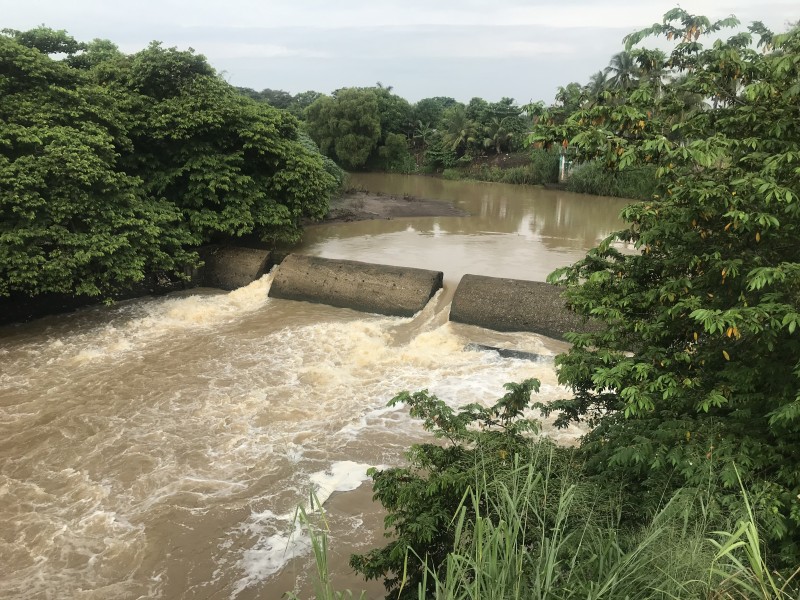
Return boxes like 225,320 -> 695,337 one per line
0,32 -> 194,297
530,10 -> 800,568
1,25 -> 84,55
350,380 -> 543,599
305,88 -> 381,169
373,84 -> 413,140
411,96 -> 457,131
528,149 -> 560,184
237,86 -> 294,109
339,382 -> 798,599
0,28 -> 336,299
440,168 -> 462,181
375,132 -> 416,173
297,131 -> 347,192
566,161 -> 658,200
237,87 -> 324,118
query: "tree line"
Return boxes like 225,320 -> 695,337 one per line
239,84 -> 535,172
237,47 -> 701,193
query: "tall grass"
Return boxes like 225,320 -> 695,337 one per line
286,455 -> 799,599
285,495 -> 366,600
439,150 -> 559,185
566,160 -> 658,200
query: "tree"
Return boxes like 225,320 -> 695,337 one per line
530,10 -> 800,566
290,90 -> 323,116
1,26 -> 84,55
305,88 -> 381,169
585,70 -> 610,98
67,38 -> 123,70
0,33 -> 193,297
351,380 -> 543,599
120,43 -> 335,244
372,85 -> 413,140
605,50 -> 640,90
483,116 -> 514,154
412,96 -> 457,130
235,87 -> 294,109
1,30 -> 337,299
440,104 -> 478,158
555,82 -> 585,112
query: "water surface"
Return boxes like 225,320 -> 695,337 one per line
0,175 -> 630,599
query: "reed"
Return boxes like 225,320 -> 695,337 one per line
287,456 -> 799,599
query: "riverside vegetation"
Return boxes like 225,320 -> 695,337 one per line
284,9 -> 800,600
0,27 -> 343,300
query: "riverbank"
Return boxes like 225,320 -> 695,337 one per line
317,190 -> 468,224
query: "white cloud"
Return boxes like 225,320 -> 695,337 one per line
3,0 -> 795,102
195,42 -> 330,59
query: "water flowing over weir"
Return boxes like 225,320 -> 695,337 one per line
0,175 -> 630,598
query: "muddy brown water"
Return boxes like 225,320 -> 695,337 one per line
0,175 -> 630,599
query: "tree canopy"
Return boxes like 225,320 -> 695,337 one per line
0,28 -> 339,299
530,10 -> 800,565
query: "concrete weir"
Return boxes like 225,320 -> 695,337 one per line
450,274 -> 593,341
269,254 -> 444,317
199,246 -> 272,291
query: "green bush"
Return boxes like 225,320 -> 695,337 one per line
533,12 -> 800,570
528,148 -> 560,184
566,160 -> 658,200
296,381 -> 800,599
441,168 -> 465,180
350,380 -> 547,599
375,132 -> 417,173
0,29 -> 336,299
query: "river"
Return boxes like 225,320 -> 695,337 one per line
0,175 -> 630,599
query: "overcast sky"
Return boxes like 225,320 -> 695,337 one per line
5,0 -> 797,104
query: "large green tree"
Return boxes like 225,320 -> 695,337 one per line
531,10 -> 800,565
0,29 -> 336,299
305,87 -> 381,169
116,42 -> 334,244
0,32 -> 193,297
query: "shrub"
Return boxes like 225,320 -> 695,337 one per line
441,168 -> 464,180
529,149 -> 560,184
566,160 -> 658,200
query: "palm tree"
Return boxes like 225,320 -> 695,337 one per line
413,120 -> 436,150
636,49 -> 668,98
586,70 -> 609,97
441,105 -> 478,157
483,117 -> 515,155
605,51 -> 640,91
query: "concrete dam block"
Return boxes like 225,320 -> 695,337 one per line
450,275 -> 594,341
269,254 -> 443,317
199,246 -> 272,291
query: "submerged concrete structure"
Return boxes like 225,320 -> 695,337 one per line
199,246 -> 272,291
450,274 -> 594,341
269,254 -> 443,317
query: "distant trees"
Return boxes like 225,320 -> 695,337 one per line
235,86 -> 322,117
605,50 -> 640,90
305,88 -> 382,169
408,96 -> 531,169
0,27 -> 339,299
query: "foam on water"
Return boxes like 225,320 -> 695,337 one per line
229,460 -> 377,597
0,274 -> 273,374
